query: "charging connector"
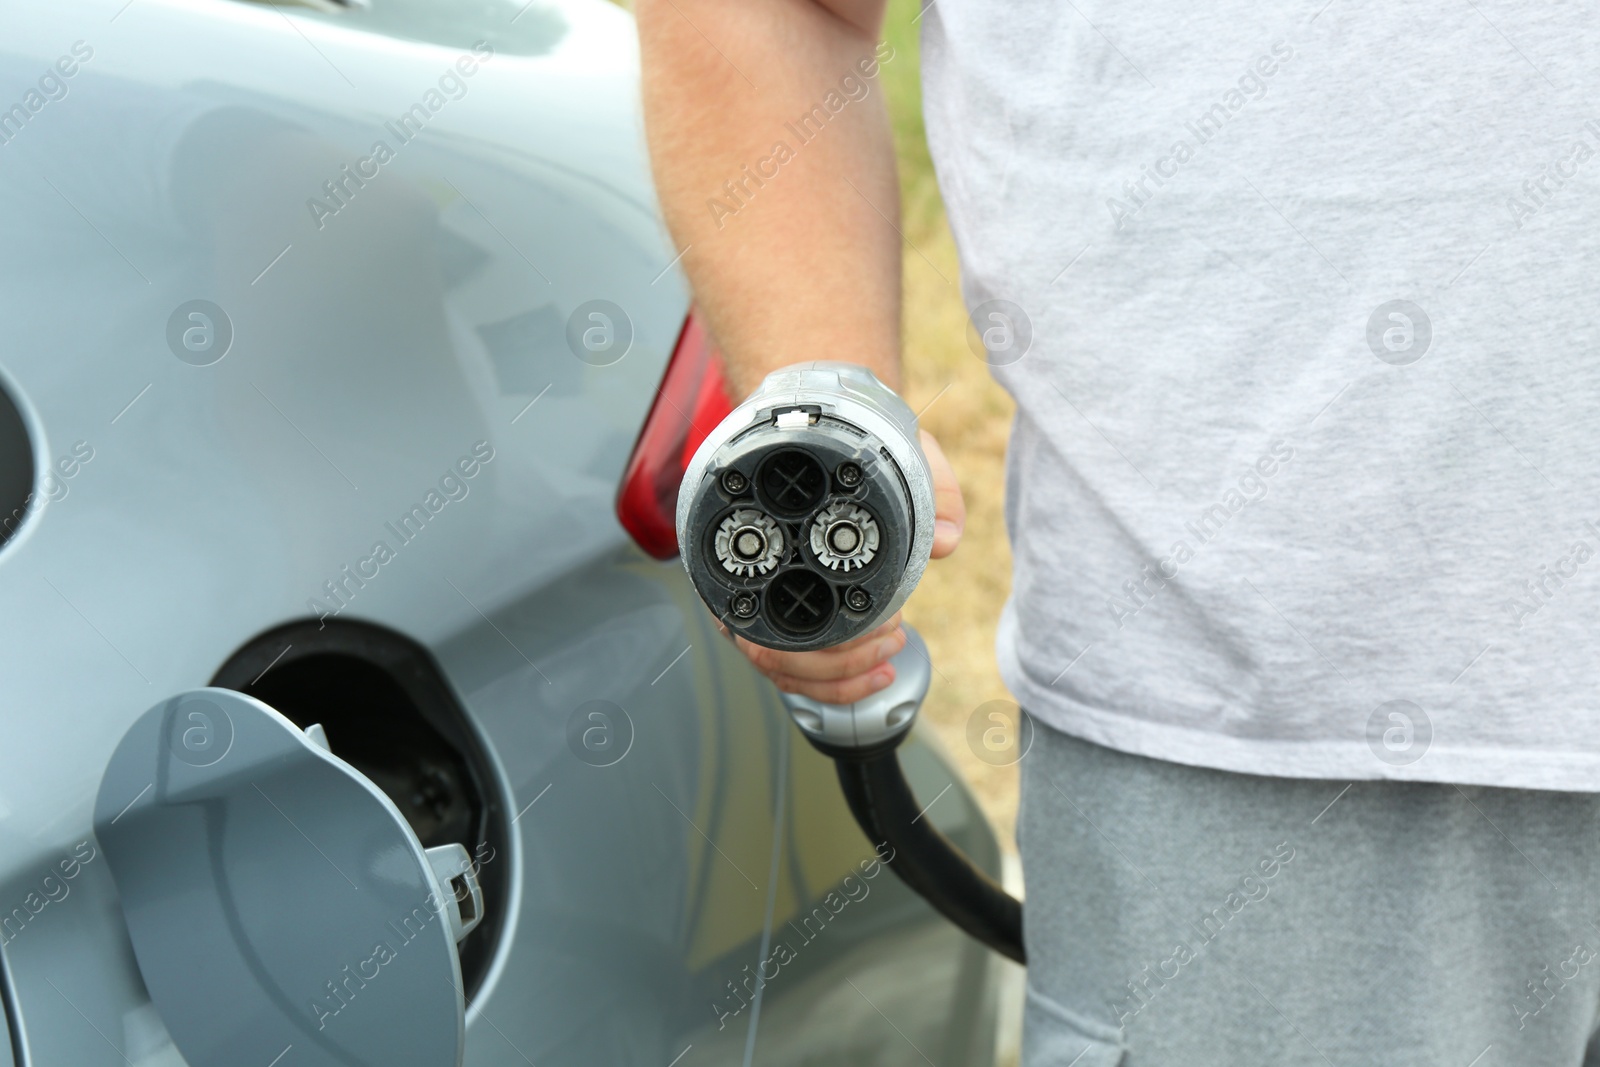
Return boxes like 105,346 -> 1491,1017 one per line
678,362 -> 1027,964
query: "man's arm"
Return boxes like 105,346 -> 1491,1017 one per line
636,0 -> 900,393
637,0 -> 963,703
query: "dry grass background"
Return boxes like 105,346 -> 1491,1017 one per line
877,0 -> 1022,851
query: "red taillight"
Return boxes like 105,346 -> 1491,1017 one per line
616,309 -> 734,559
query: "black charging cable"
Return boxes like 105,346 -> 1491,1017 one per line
808,735 -> 1026,965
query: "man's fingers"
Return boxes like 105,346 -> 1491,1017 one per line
767,664 -> 897,705
920,429 -> 965,559
737,623 -> 905,681
736,611 -> 899,658
822,612 -> 903,651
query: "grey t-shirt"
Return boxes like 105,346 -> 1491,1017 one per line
921,3 -> 1600,789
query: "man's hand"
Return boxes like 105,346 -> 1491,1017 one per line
723,428 -> 964,703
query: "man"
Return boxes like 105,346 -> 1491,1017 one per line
637,1 -> 1600,1062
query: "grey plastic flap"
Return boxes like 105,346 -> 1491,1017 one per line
93,688 -> 465,1067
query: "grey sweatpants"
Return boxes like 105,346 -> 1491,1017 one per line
1020,722 -> 1600,1066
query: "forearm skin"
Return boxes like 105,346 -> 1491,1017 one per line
637,0 -> 902,395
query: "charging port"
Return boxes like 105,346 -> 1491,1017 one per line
210,619 -> 509,999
